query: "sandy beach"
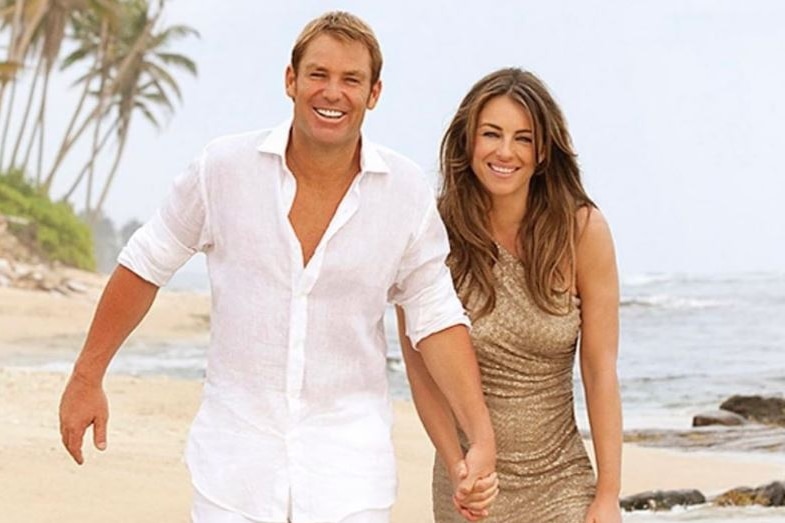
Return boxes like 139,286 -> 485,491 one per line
1,280 -> 783,522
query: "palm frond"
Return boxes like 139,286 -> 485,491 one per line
144,60 -> 182,100
60,46 -> 94,70
154,52 -> 197,76
133,100 -> 160,129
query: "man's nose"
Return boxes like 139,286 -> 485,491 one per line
323,80 -> 341,102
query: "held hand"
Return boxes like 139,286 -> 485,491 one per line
583,494 -> 621,523
59,372 -> 109,465
453,441 -> 498,520
452,471 -> 499,521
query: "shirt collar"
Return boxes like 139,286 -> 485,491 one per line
257,119 -> 390,175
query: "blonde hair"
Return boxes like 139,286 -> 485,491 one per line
439,68 -> 594,317
291,11 -> 383,84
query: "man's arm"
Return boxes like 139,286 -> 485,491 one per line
59,265 -> 159,464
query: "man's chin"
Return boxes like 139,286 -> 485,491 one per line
308,128 -> 358,149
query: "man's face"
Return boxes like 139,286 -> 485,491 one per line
286,33 -> 381,150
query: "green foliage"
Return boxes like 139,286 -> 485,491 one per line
0,170 -> 95,270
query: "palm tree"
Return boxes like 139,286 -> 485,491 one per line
89,2 -> 198,220
0,0 -> 43,169
41,0 -> 162,194
0,0 -> 117,179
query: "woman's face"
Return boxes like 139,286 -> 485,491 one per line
470,95 -> 538,205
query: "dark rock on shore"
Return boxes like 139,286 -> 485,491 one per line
620,489 -> 706,511
714,481 -> 785,507
693,409 -> 748,427
720,395 -> 785,427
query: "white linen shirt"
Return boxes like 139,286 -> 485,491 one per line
118,121 -> 469,522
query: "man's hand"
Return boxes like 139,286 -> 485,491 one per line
453,441 -> 498,520
59,372 -> 109,465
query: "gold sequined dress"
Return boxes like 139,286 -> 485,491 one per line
433,247 -> 596,522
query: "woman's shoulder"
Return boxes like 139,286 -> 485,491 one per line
576,205 -> 612,246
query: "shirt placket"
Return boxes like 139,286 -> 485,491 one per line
284,176 -> 363,403
281,172 -> 363,520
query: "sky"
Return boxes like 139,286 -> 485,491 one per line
35,0 -> 785,277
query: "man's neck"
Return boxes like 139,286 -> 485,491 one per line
286,128 -> 361,186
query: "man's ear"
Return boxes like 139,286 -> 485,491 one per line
285,65 -> 296,99
366,79 -> 382,110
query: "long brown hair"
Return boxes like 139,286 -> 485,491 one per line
439,68 -> 594,317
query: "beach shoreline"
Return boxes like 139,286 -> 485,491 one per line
1,282 -> 783,521
2,369 -> 783,522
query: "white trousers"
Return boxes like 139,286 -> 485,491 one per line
191,491 -> 391,523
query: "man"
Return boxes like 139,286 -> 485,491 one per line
59,11 -> 496,523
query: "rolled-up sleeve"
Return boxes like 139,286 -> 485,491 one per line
389,198 -> 470,347
118,152 -> 211,286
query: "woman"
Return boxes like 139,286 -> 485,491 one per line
397,68 -> 622,522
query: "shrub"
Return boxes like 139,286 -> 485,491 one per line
0,170 -> 95,270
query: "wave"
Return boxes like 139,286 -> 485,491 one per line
621,294 -> 730,310
621,272 -> 785,288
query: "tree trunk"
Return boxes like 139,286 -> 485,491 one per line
8,52 -> 44,170
34,65 -> 49,185
42,11 -> 159,194
40,62 -> 94,190
0,0 -> 26,114
0,77 -> 19,169
92,114 -> 130,222
86,18 -> 110,214
60,116 -> 120,202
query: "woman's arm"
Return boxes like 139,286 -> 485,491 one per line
396,307 -> 498,520
396,306 -> 465,474
575,208 -> 622,523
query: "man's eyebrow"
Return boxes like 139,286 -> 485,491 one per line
301,64 -> 368,79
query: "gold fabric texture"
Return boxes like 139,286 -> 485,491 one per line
433,247 -> 595,522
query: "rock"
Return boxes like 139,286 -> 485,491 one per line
714,487 -> 757,506
64,280 -> 87,293
693,409 -> 748,427
620,489 -> 706,511
754,481 -> 785,506
714,482 -> 785,507
720,395 -> 785,427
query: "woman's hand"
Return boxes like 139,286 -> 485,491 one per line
583,493 -> 621,523
449,459 -> 499,521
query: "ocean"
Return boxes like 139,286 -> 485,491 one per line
21,271 -> 785,429
78,270 -> 785,432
